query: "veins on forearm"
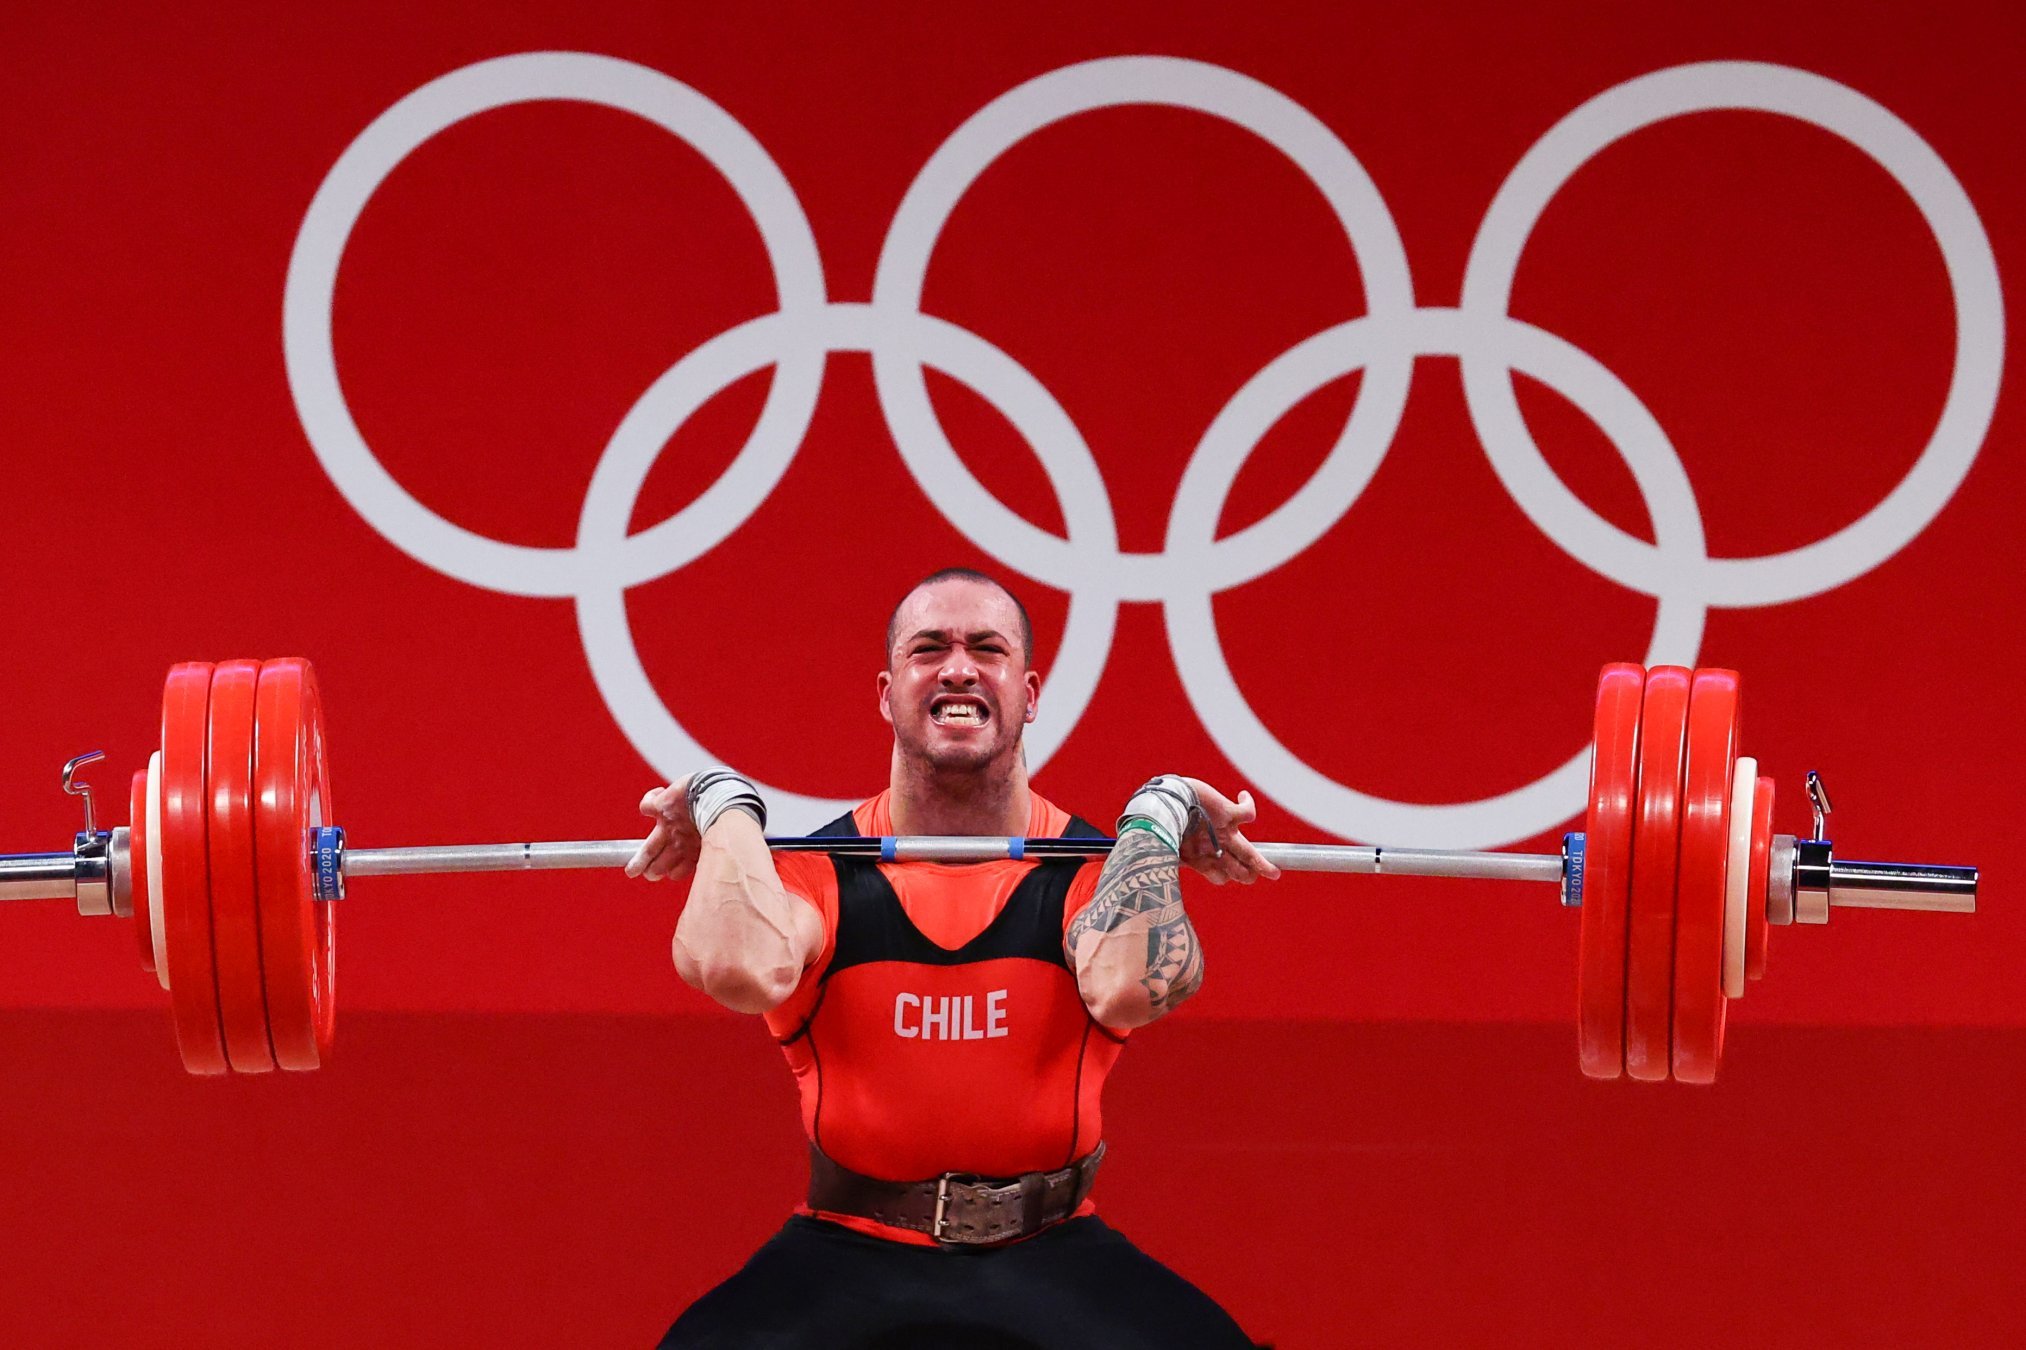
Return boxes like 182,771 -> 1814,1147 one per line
1068,827 -> 1205,1014
677,834 -> 799,967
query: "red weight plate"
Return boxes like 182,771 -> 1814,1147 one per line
1625,666 -> 1690,1083
130,770 -> 155,977
161,662 -> 228,1075
1746,776 -> 1775,982
1672,669 -> 1740,1085
1579,663 -> 1645,1080
207,661 -> 276,1073
255,658 -> 336,1070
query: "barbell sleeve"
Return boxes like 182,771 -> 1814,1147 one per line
0,852 -> 83,903
1819,858 -> 1978,913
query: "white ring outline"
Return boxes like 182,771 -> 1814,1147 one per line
1460,60 -> 2004,606
283,51 -> 829,599
870,55 -> 1417,604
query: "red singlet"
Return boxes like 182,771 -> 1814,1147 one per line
764,790 -> 1125,1245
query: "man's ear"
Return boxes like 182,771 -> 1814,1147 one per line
876,669 -> 894,727
1023,669 -> 1041,724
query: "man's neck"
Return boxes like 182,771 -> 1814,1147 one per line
888,749 -> 1031,837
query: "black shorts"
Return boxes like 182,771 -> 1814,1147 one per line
659,1214 -> 1263,1350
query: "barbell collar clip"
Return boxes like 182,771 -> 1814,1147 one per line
1806,769 -> 1833,842
1794,838 -> 1834,923
72,829 -> 113,918
61,751 -> 104,839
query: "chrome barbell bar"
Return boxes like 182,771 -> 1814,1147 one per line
0,749 -> 1979,920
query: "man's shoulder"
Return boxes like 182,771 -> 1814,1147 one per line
1030,792 -> 1108,840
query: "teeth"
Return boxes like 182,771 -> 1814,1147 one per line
935,703 -> 983,723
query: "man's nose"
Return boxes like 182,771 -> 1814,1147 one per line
938,652 -> 980,685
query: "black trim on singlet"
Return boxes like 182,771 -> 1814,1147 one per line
785,808 -> 1118,1172
776,808 -> 1104,1048
810,808 -> 1106,975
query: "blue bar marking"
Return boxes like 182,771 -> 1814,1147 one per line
314,826 -> 345,901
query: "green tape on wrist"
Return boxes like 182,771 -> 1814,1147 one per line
1118,817 -> 1180,853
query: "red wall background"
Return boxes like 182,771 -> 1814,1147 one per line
2,2 -> 2019,1345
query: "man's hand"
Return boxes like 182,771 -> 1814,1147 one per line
626,776 -> 701,881
1176,779 -> 1283,886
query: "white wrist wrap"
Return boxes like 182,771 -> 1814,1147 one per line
686,767 -> 767,837
1117,775 -> 1201,853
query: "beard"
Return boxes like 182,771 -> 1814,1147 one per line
894,707 -> 1020,780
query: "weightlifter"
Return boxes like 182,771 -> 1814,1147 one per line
628,567 -> 1278,1349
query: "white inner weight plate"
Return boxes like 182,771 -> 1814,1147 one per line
147,749 -> 169,991
1723,756 -> 1757,1000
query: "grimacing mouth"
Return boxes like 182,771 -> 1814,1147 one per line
928,694 -> 991,727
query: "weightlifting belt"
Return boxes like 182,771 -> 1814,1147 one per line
806,1141 -> 1106,1246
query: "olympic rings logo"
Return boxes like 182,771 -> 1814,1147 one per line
282,53 -> 2003,848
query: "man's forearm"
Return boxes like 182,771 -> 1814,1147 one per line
1065,825 -> 1205,1028
673,812 -> 808,1013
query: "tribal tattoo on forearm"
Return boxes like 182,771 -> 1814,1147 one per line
1066,826 -> 1205,1015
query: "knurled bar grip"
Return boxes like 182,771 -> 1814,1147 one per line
8,836 -> 1569,899
336,836 -> 1569,883
328,834 -> 1976,909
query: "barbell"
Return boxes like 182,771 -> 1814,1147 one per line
0,658 -> 1976,1083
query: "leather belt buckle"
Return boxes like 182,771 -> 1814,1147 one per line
932,1173 -> 955,1242
932,1171 -> 981,1243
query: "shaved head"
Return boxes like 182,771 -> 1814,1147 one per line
885,568 -> 1033,668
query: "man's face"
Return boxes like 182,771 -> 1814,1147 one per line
878,580 -> 1039,776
